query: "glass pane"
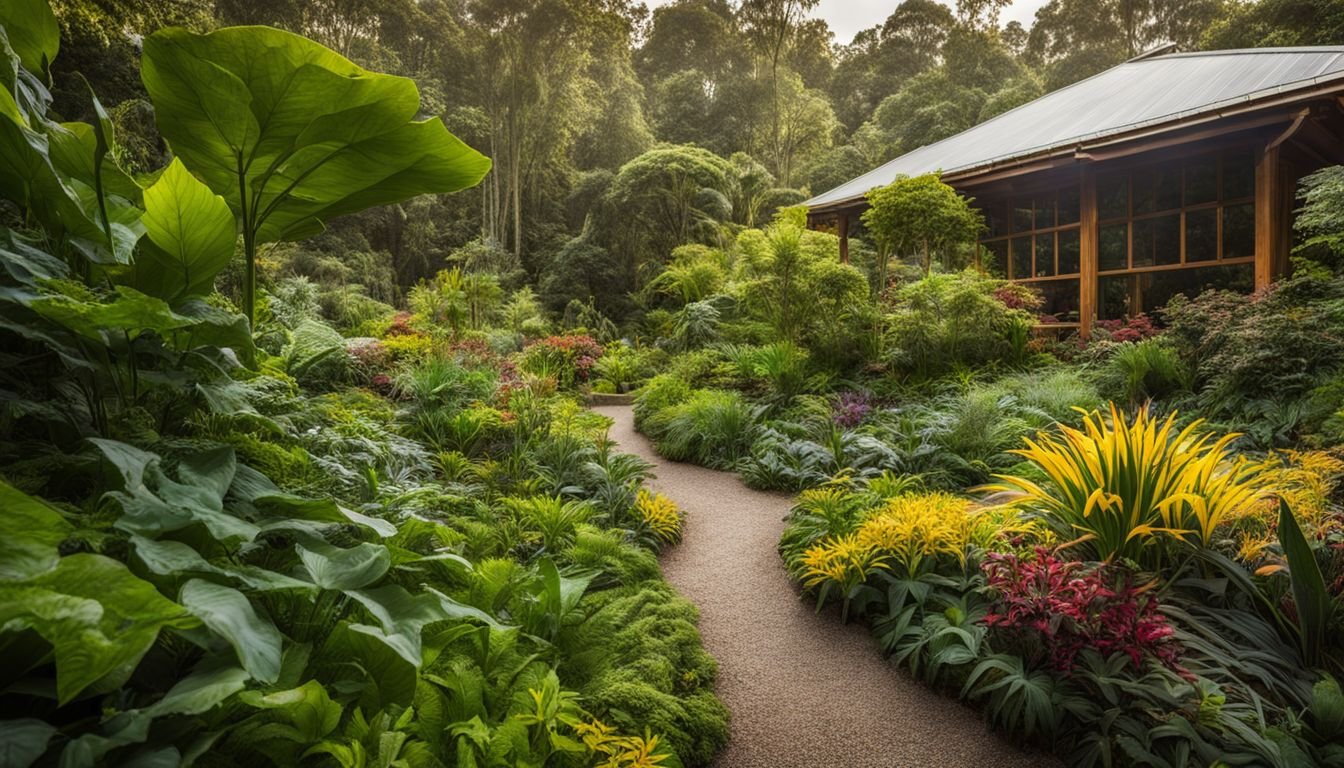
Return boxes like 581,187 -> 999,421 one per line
1058,229 -> 1080,274
1034,196 -> 1055,229
1100,223 -> 1128,271
1133,263 -> 1255,314
1098,174 -> 1128,220
1010,237 -> 1031,279
1132,168 -> 1155,214
984,199 -> 1011,238
1185,156 -> 1217,205
1223,203 -> 1254,259
1013,198 -> 1033,233
1058,186 -> 1080,225
1098,274 -> 1135,320
1035,233 -> 1055,276
981,240 -> 1008,276
1153,214 -> 1180,266
1222,149 -> 1255,200
1034,279 -> 1080,324
1186,209 -> 1217,262
1155,166 -> 1181,211
1133,219 -> 1155,267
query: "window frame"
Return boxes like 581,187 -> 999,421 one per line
1094,146 -> 1256,277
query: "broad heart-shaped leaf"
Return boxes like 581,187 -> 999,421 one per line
0,481 -> 72,581
254,493 -> 396,538
0,554 -> 194,704
133,158 -> 236,303
90,439 -> 260,545
346,584 -> 499,667
238,680 -> 342,744
27,285 -> 193,344
179,579 -> 282,683
0,0 -> 59,76
297,540 -> 391,590
0,719 -> 56,768
146,663 -> 249,717
141,25 -> 491,245
131,535 -> 314,593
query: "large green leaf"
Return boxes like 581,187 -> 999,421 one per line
28,286 -> 193,343
140,24 -> 490,320
297,540 -> 391,590
133,158 -> 236,303
0,554 -> 193,704
146,664 -> 249,717
0,481 -> 71,581
141,25 -> 489,241
179,579 -> 282,683
0,0 -> 59,76
0,719 -> 56,768
132,535 -> 314,592
1279,498 -> 1333,666
346,584 -> 498,667
90,439 -> 260,545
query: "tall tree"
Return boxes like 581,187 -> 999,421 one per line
1026,0 -> 1223,89
739,0 -> 821,186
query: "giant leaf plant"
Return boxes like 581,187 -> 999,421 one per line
141,25 -> 492,323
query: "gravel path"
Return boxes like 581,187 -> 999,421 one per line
596,404 -> 1053,768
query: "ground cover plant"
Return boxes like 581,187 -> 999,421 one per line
0,6 -> 726,766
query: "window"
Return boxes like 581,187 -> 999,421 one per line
977,185 -> 1082,323
1093,147 -> 1256,320
974,146 -> 1259,328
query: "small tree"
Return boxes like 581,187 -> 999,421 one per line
861,173 -> 984,291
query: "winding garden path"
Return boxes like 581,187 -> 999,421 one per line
595,404 -> 1051,768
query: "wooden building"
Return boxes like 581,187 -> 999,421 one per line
804,47 -> 1344,336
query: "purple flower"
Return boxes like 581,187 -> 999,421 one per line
832,391 -> 871,429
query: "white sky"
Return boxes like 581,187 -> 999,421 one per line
646,0 -> 1051,46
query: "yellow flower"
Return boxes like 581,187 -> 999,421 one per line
636,489 -> 683,543
1245,449 -> 1344,538
853,491 -> 1036,576
799,533 -> 886,591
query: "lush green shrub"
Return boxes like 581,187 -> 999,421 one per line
570,584 -> 730,765
1094,337 -> 1190,408
884,270 -> 1036,379
648,389 -> 757,468
634,373 -> 693,430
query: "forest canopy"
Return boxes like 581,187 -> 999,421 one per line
44,0 -> 1344,321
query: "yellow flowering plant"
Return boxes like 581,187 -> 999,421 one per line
982,404 -> 1272,566
635,489 -> 683,545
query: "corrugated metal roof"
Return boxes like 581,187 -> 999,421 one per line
806,47 -> 1344,209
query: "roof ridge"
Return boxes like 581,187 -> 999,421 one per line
1148,45 -> 1344,61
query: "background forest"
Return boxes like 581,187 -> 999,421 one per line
50,0 -> 1344,327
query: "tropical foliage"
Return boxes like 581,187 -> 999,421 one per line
0,9 -> 724,766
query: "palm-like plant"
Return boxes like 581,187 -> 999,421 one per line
983,404 -> 1270,565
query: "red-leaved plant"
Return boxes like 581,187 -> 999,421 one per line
1096,313 -> 1160,343
981,548 -> 1183,674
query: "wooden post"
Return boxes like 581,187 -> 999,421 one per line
837,212 -> 850,263
1079,165 -> 1098,338
1255,143 -> 1284,290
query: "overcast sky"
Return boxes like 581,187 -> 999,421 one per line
646,0 -> 1051,45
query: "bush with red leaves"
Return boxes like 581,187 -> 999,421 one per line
518,333 -> 604,388
981,548 -> 1182,673
1096,313 -> 1161,343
